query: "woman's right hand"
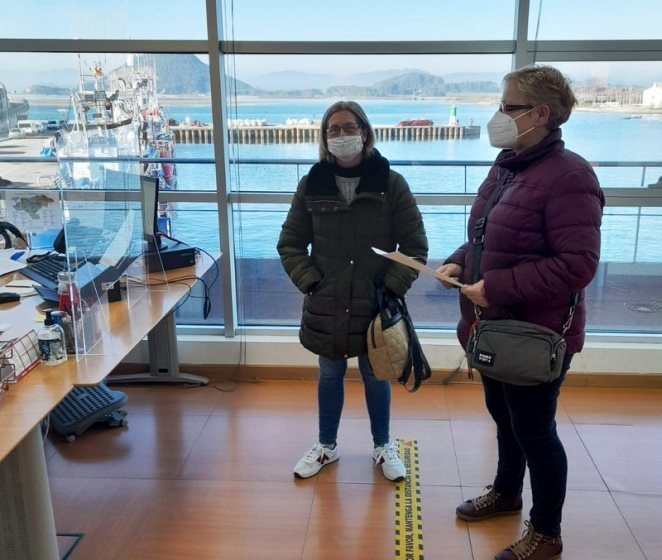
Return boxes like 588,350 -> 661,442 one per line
436,263 -> 463,289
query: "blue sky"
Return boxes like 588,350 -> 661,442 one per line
0,0 -> 660,85
1,0 -> 659,42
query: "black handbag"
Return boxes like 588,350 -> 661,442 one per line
465,172 -> 576,385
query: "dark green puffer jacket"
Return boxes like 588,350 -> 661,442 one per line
277,150 -> 428,360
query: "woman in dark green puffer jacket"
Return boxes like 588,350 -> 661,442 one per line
277,100 -> 428,482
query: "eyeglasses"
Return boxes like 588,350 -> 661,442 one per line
325,123 -> 362,137
499,102 -> 533,113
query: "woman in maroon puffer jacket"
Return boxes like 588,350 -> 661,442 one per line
438,66 -> 605,560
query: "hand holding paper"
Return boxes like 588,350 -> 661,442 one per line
372,247 -> 465,288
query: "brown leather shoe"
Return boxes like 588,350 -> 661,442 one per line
456,485 -> 523,521
494,521 -> 563,560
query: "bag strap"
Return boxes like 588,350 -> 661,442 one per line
469,170 -> 577,333
375,287 -> 402,327
374,288 -> 431,392
471,171 -> 512,285
394,296 -> 431,392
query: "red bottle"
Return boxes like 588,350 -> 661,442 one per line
57,271 -> 80,315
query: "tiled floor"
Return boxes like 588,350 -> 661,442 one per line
46,379 -> 662,560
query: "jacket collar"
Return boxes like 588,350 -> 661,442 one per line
305,149 -> 390,197
496,127 -> 564,173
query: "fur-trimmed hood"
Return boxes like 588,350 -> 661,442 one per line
304,149 -> 390,197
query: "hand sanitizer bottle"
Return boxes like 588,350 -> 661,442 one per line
37,309 -> 68,366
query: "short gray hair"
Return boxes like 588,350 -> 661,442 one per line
318,100 -> 376,163
505,65 -> 577,129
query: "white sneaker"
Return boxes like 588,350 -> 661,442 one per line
293,443 -> 340,478
373,442 -> 406,482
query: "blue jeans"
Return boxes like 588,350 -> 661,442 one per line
318,354 -> 391,447
481,354 -> 573,538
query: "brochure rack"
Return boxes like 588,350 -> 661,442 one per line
0,330 -> 40,394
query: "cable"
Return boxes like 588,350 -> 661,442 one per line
149,232 -> 220,320
441,353 -> 468,385
26,250 -> 55,264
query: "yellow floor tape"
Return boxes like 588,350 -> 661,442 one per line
395,439 -> 424,560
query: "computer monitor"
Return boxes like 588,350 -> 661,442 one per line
140,175 -> 162,250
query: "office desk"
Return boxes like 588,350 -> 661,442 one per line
0,254 -> 215,559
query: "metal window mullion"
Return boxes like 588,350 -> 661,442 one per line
226,185 -> 661,208
530,40 -> 662,62
513,0 -> 532,69
0,38 -> 207,54
208,0 -> 237,337
534,50 -> 662,62
220,40 -> 516,55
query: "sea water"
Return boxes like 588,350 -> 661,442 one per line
27,99 -> 662,262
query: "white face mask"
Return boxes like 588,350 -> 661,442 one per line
327,135 -> 364,161
487,108 -> 535,149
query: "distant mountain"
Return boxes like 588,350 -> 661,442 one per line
255,88 -> 325,98
1,68 -> 79,92
13,62 -> 502,98
148,54 -> 210,94
325,85 -> 369,97
248,71 -> 336,91
247,68 -> 439,91
24,85 -> 72,95
443,72 -> 503,84
6,61 -> 658,98
16,54 -> 244,96
372,71 -> 446,96
115,54 -> 255,95
344,68 -> 423,86
445,81 -> 499,94
326,70 -> 502,97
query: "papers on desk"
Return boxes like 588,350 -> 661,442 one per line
372,247 -> 466,288
0,249 -> 27,277
3,279 -> 37,297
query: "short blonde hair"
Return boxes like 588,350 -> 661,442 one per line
505,65 -> 577,129
318,100 -> 376,163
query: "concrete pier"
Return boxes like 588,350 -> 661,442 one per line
171,124 -> 480,144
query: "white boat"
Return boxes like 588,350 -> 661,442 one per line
57,55 -> 176,190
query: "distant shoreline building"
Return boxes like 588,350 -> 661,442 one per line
574,83 -> 644,106
0,84 -> 8,136
0,82 -> 30,136
642,83 -> 662,109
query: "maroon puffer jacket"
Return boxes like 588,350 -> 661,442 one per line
446,128 -> 605,354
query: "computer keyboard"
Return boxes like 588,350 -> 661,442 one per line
23,251 -> 138,305
21,256 -> 70,290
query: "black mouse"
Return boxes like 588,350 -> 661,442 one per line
0,292 -> 21,304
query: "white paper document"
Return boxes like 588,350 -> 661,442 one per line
0,250 -> 27,277
3,279 -> 37,296
372,247 -> 465,288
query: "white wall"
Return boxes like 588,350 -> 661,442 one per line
124,333 -> 662,375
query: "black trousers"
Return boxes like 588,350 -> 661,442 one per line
481,354 -> 573,538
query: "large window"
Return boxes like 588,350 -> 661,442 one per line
0,1 -> 208,40
0,0 -> 660,338
221,0 -> 515,41
527,0 -> 662,40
